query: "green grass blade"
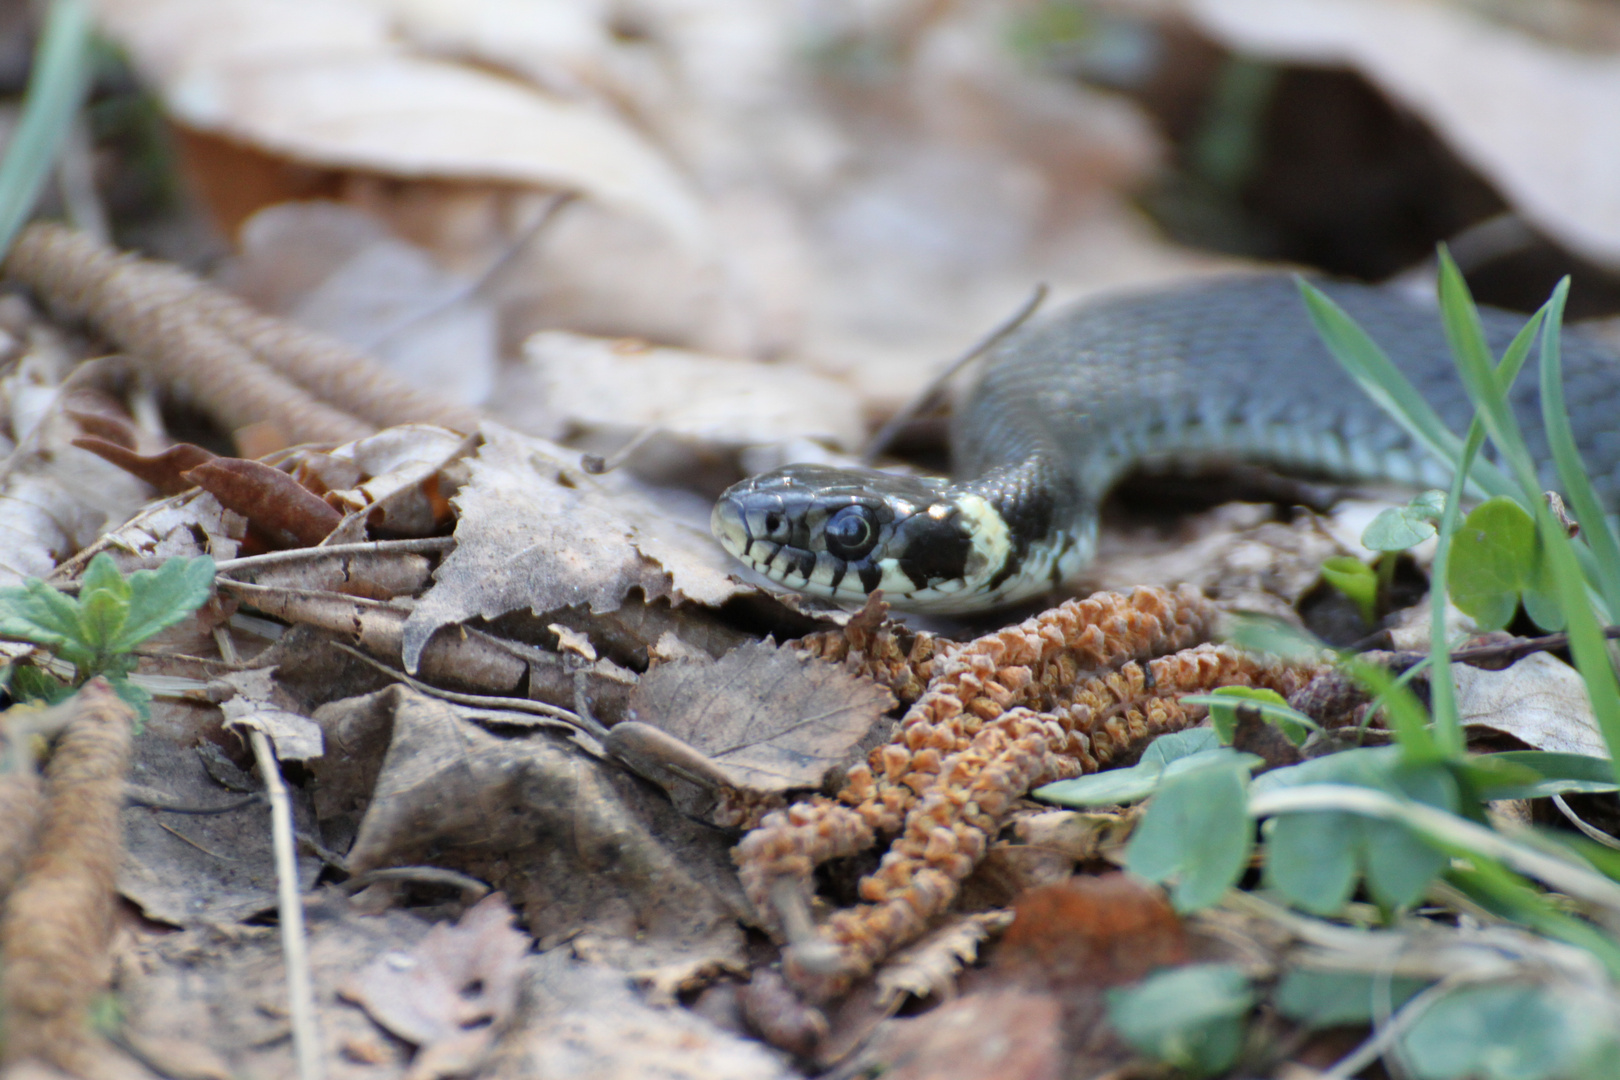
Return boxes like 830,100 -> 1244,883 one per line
1297,277 -> 1515,500
1538,277 -> 1620,615
1436,250 -> 1545,506
1427,420 -> 1487,759
0,0 -> 94,260
1539,505 -> 1620,784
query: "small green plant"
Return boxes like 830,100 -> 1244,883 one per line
0,553 -> 215,716
1042,256 -> 1620,1079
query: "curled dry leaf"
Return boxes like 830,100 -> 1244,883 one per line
400,424 -> 758,673
331,688 -> 749,983
93,0 -> 709,248
1186,0 -> 1620,267
216,667 -> 325,762
184,457 -> 343,549
614,640 -> 896,826
340,892 -> 529,1080
71,437 -> 217,497
1454,652 -> 1608,757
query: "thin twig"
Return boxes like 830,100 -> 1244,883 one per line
860,284 -> 1047,465
212,536 -> 455,575
328,641 -> 607,741
248,729 -> 324,1080
1552,794 -> 1620,851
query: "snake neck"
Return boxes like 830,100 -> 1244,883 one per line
951,451 -> 1094,604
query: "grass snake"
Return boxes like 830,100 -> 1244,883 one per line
711,275 -> 1620,613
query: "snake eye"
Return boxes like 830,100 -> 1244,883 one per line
824,505 -> 878,561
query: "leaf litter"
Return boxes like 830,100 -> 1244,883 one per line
0,2 -> 1618,1077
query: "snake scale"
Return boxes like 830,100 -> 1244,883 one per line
712,275 -> 1620,612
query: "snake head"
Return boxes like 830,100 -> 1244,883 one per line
711,464 -> 1010,611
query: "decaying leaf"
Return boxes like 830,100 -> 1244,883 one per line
216,667 -> 325,762
331,687 -> 749,982
340,892 -> 529,1080
116,896 -> 439,1077
523,332 -> 865,452
848,988 -> 1066,1080
874,910 -> 1015,1008
616,640 -> 895,817
1455,652 -> 1608,757
93,0 -> 710,248
479,949 -> 796,1080
120,723 -> 321,925
400,424 -> 763,672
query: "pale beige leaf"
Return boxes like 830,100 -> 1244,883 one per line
92,0 -> 709,248
523,331 -> 865,451
1454,652 -> 1609,757
1186,0 -> 1620,266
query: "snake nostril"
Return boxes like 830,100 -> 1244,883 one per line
765,511 -> 784,535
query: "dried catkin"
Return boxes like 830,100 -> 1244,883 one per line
737,586 -> 1329,1000
4,223 -> 484,445
1,681 -> 135,1069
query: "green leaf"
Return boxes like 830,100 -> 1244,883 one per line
1471,751 -> 1618,799
1274,970 -> 1429,1028
113,556 -> 215,653
1034,739 -> 1259,807
1140,726 -> 1223,766
1126,757 -> 1253,912
1362,492 -> 1444,551
76,553 -> 130,657
1220,615 -> 1325,662
1194,686 -> 1312,746
1400,981 -> 1616,1080
6,663 -> 66,704
107,677 -> 151,728
1264,810 -> 1358,915
1254,748 -> 1455,913
1320,555 -> 1379,624
1539,276 -> 1620,620
1297,277 -> 1515,502
1106,964 -> 1254,1077
1449,496 -> 1536,631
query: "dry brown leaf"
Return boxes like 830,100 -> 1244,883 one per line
522,332 -> 865,452
340,893 -> 529,1080
1186,0 -> 1620,267
335,688 -> 749,982
479,949 -> 796,1080
120,723 -> 322,925
1454,652 -> 1608,757
848,987 -> 1066,1080
116,897 -> 438,1077
92,0 -> 710,249
874,910 -> 1015,1008
216,667 -> 324,762
399,424 -> 759,673
617,640 -> 895,814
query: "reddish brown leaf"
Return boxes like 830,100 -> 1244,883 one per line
183,457 -> 343,547
72,436 -> 217,496
993,873 -> 1187,992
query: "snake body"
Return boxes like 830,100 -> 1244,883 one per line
711,275 -> 1620,613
